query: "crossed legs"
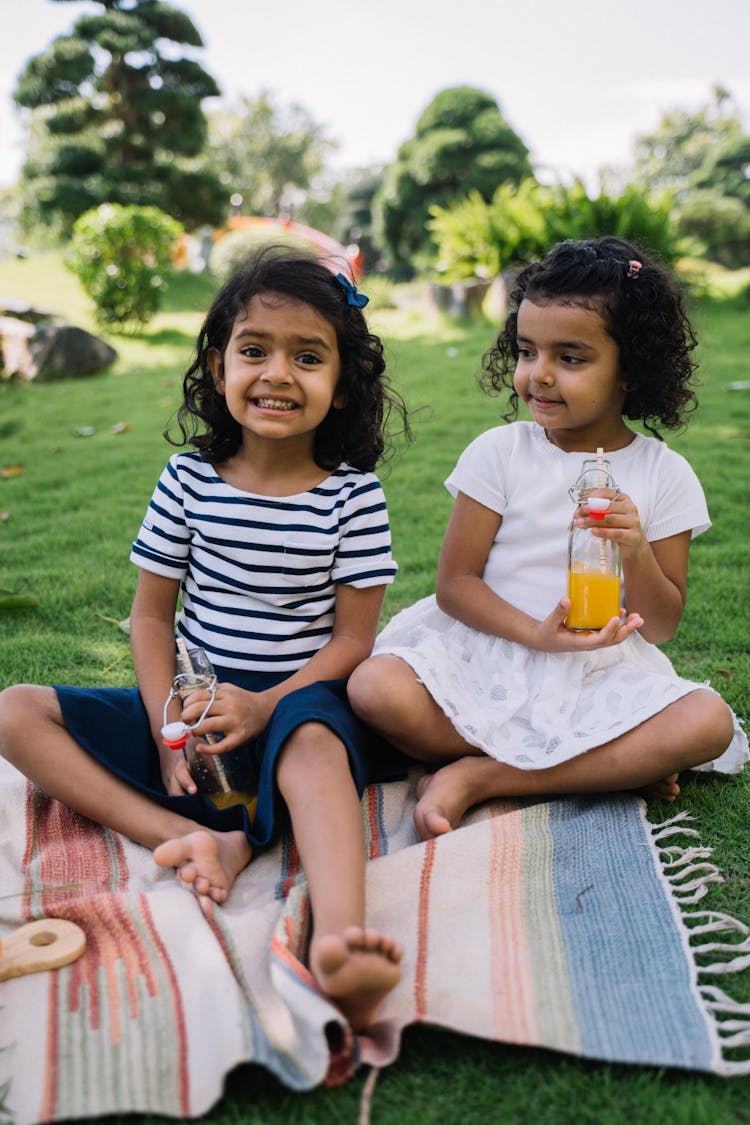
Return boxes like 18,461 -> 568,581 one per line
0,687 -> 401,1029
348,655 -> 737,840
0,684 -> 252,904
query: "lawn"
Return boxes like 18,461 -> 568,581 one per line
0,254 -> 749,1124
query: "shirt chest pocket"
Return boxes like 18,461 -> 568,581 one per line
281,536 -> 336,589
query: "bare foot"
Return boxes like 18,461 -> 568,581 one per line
415,770 -> 439,802
310,925 -> 403,1031
413,760 -> 479,840
154,829 -> 252,909
636,772 -> 681,802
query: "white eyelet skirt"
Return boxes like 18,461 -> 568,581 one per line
373,595 -> 748,774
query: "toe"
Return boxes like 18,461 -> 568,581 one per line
384,936 -> 403,962
415,772 -> 433,799
342,925 -> 366,951
315,933 -> 348,974
177,862 -> 198,887
193,874 -> 211,896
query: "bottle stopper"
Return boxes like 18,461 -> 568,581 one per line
161,721 -> 189,750
586,497 -> 611,520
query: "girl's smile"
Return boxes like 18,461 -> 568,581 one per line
514,299 -> 632,452
209,292 -> 343,446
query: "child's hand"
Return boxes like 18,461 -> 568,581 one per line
576,491 -> 647,563
160,750 -> 198,796
535,598 -> 644,652
181,683 -> 271,752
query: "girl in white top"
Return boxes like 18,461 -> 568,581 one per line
349,236 -> 748,840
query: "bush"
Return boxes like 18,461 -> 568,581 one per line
676,190 -> 750,269
209,227 -> 318,281
428,179 -> 681,281
429,181 -> 548,282
542,181 -> 680,264
67,204 -> 183,329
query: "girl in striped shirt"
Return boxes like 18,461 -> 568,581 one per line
0,251 -> 410,1030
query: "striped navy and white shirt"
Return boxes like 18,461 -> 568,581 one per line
130,452 -> 397,671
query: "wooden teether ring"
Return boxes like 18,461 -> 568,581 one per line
0,919 -> 86,981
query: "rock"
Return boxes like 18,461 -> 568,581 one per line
0,298 -> 55,324
484,274 -> 508,322
0,317 -> 117,381
426,278 -> 492,319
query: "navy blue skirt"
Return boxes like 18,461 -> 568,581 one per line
56,668 -> 407,849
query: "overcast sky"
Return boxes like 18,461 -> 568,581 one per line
2,0 -> 748,192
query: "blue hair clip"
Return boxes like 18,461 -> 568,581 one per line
334,272 -> 369,309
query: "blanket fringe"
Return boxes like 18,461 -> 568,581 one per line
358,1067 -> 380,1125
649,809 -> 750,1076
700,982 -> 750,1055
661,846 -> 714,869
683,911 -> 749,937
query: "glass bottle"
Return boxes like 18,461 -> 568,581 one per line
566,457 -> 622,631
161,642 -> 258,821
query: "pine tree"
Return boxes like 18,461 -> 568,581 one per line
372,86 -> 533,273
14,0 -> 225,232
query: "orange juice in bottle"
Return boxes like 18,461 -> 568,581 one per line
567,565 -> 621,630
566,454 -> 622,631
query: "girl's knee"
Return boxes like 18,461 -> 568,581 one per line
706,695 -> 737,755
0,683 -> 52,727
276,722 -> 348,794
686,692 -> 736,766
348,656 -> 408,725
0,684 -> 60,758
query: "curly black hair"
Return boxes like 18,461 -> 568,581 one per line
482,236 -> 699,436
166,248 -> 411,472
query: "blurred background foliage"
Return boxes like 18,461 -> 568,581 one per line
0,3 -> 747,309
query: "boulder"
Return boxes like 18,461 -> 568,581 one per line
0,298 -> 55,324
485,274 -> 508,322
0,317 -> 117,382
426,278 -> 492,319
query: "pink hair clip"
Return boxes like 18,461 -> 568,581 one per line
626,260 -> 642,279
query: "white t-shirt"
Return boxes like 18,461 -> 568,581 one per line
445,422 -> 710,621
131,452 -> 397,671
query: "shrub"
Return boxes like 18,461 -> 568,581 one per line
676,191 -> 750,269
428,179 -> 681,281
429,181 -> 548,281
209,227 -> 317,281
67,204 -> 183,329
541,180 -> 680,264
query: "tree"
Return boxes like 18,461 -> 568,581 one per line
690,133 -> 750,205
631,85 -> 744,198
334,168 -> 386,272
14,0 -> 225,233
676,191 -> 750,269
631,87 -> 750,268
372,86 -> 533,273
297,166 -> 385,272
206,91 -> 337,219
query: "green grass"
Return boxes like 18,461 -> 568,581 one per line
1,254 -> 749,1124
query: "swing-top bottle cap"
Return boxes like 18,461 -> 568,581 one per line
161,721 -> 189,750
586,497 -> 611,521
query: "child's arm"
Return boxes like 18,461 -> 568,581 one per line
129,569 -> 196,795
181,583 -> 386,753
435,492 -> 642,652
586,491 -> 690,643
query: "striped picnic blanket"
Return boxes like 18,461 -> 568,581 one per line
1,757 -> 749,1124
